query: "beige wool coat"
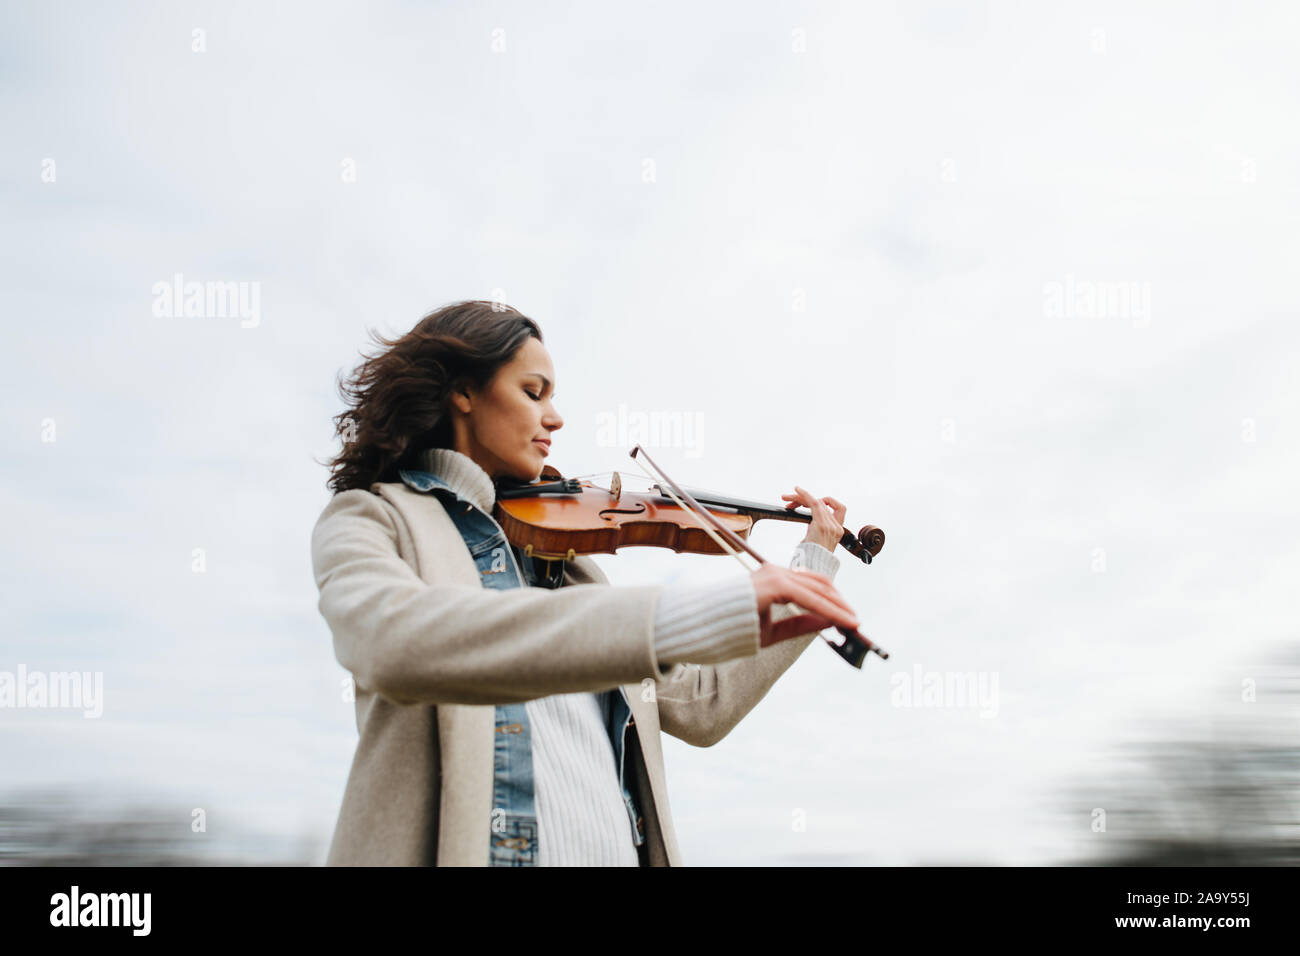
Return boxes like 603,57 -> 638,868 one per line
310,478 -> 824,866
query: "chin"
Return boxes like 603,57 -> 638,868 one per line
512,457 -> 544,482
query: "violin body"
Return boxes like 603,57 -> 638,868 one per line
494,456 -> 889,665
494,463 -> 883,564
495,467 -> 755,561
493,463 -> 883,567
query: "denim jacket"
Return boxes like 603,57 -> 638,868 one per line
398,467 -> 645,866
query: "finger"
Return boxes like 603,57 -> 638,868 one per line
785,577 -> 859,626
797,486 -> 830,514
783,592 -> 858,631
785,491 -> 814,511
796,576 -> 857,616
770,614 -> 839,642
786,567 -> 846,600
789,568 -> 832,585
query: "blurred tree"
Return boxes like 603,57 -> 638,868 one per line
0,788 -> 323,866
1058,641 -> 1300,866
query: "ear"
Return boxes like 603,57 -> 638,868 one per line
448,379 -> 473,415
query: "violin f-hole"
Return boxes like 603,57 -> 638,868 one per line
599,503 -> 648,520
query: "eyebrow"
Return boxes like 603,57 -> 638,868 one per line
526,373 -> 555,397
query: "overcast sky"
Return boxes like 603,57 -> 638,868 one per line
2,0 -> 1297,865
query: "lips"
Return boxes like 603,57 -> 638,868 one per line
533,439 -> 551,455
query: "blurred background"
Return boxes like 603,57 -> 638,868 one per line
2,0 -> 1297,865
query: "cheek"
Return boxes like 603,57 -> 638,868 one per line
495,398 -> 534,440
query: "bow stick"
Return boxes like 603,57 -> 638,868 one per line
626,445 -> 886,668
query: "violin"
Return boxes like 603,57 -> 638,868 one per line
493,445 -> 888,668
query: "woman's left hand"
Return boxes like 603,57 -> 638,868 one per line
782,485 -> 846,553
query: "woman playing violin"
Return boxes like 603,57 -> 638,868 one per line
311,299 -> 862,866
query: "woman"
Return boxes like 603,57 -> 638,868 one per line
311,299 -> 861,866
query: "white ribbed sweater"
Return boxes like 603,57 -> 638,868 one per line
417,447 -> 841,866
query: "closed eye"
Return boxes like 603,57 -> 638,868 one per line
524,389 -> 541,401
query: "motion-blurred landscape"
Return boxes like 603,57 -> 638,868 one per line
4,641 -> 1295,866
0,789 -> 322,866
1057,640 -> 1300,867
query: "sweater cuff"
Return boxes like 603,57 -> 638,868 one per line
652,576 -> 761,666
791,540 -> 840,579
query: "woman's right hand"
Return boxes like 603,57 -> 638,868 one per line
750,564 -> 860,648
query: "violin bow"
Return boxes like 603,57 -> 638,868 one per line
626,445 -> 887,668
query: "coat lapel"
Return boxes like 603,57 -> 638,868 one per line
435,703 -> 496,866
620,682 -> 682,865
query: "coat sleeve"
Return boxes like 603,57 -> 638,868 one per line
311,489 -> 666,706
654,541 -> 843,747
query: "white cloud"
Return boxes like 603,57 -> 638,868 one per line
2,0 -> 1297,865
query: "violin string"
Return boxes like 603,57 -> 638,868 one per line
561,462 -> 815,638
626,454 -> 818,631
565,470 -> 652,488
563,470 -> 669,496
625,457 -> 759,574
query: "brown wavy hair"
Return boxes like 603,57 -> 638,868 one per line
319,300 -> 543,494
